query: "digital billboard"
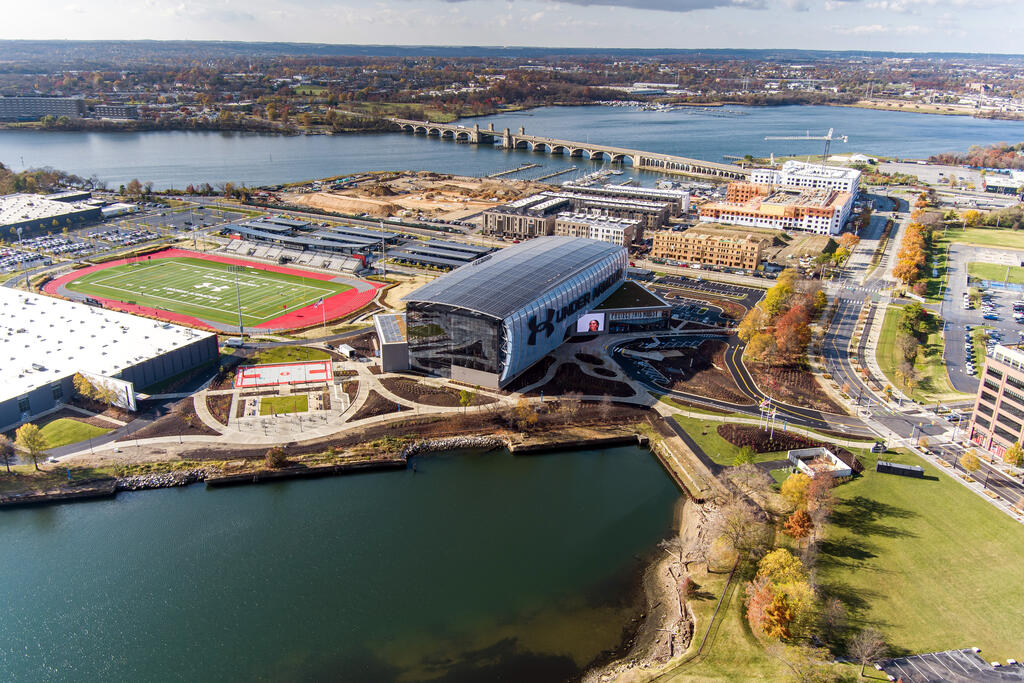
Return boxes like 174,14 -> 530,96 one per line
576,312 -> 605,334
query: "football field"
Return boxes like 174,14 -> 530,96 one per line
66,257 -> 353,326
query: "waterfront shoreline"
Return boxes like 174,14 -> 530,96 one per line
584,495 -> 707,682
0,430 -> 662,507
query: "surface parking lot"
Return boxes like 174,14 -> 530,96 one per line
941,243 -> 1024,393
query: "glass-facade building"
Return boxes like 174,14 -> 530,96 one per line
404,237 -> 628,388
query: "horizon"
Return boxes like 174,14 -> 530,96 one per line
4,0 -> 1023,55
1,38 -> 1022,60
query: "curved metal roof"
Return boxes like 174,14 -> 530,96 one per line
403,236 -> 626,319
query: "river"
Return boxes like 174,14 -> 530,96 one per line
3,105 -> 1024,190
0,446 -> 679,682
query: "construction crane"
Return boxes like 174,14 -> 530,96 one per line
763,128 -> 848,168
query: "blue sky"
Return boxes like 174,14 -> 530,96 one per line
6,0 -> 1022,54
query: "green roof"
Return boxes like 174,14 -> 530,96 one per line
594,280 -> 669,310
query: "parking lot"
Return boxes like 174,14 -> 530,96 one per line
0,247 -> 52,273
941,243 -> 1024,393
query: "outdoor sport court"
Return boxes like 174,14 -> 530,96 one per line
46,249 -> 383,331
234,360 -> 334,389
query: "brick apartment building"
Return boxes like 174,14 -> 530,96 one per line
650,228 -> 768,270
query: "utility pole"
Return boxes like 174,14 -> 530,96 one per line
379,220 -> 387,278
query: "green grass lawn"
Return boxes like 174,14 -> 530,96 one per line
818,449 -> 1024,660
259,394 -> 309,416
672,415 -> 787,466
876,305 -> 965,403
969,261 -> 1024,285
936,225 -> 1024,250
251,345 -> 330,364
66,257 -> 352,326
37,418 -> 112,449
662,567 -> 791,681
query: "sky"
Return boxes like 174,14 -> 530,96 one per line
4,0 -> 1023,54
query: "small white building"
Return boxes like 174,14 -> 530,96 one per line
787,447 -> 854,479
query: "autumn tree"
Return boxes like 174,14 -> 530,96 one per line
458,389 -> 475,415
745,574 -> 774,635
265,446 -> 287,468
15,423 -> 48,471
849,628 -> 887,677
512,398 -> 538,432
780,472 -> 812,509
1003,441 -> 1024,467
783,508 -> 813,542
0,434 -> 14,473
960,449 -> 980,475
762,593 -> 795,639
737,305 -> 767,343
73,372 -> 96,400
758,548 -> 807,585
775,304 -> 812,364
838,232 -> 860,250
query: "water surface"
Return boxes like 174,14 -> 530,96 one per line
0,446 -> 679,682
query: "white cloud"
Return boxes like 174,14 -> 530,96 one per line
832,22 -> 930,34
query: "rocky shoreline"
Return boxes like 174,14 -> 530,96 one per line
401,435 -> 506,457
116,468 -> 216,491
584,496 -> 716,682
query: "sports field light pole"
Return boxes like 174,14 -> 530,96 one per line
379,221 -> 387,278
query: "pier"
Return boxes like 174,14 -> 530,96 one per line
390,118 -> 750,181
487,162 -> 541,178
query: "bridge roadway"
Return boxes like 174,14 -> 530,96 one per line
390,118 -> 749,181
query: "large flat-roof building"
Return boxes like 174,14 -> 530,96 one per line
402,236 -> 627,388
967,343 -> 1024,459
482,189 -> 673,242
750,161 -> 861,194
698,185 -> 853,236
0,193 -> 103,236
651,228 -> 769,270
0,96 -> 85,121
0,288 -> 218,430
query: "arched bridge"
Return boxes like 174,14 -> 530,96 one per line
390,118 -> 749,181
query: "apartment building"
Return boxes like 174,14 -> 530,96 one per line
968,344 -> 1024,458
698,186 -> 853,236
650,228 -> 768,270
750,160 -> 861,194
553,212 -> 640,247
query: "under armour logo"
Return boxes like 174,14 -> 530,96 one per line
527,309 -> 555,346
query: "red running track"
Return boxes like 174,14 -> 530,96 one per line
44,248 -> 384,332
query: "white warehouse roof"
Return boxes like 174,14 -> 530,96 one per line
0,288 -> 215,403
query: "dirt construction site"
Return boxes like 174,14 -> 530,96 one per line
283,172 -> 547,222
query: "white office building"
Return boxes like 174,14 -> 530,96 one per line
751,161 -> 861,194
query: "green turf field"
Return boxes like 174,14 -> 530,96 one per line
66,258 -> 352,326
